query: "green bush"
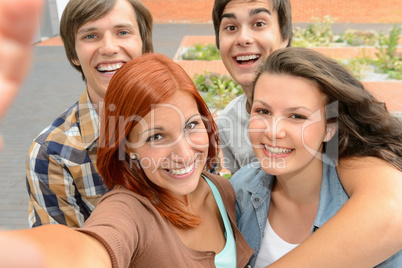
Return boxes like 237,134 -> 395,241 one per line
340,50 -> 375,80
181,43 -> 221,60
343,29 -> 378,46
292,16 -> 336,47
194,72 -> 243,109
375,24 -> 402,80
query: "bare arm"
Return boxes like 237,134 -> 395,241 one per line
268,157 -> 402,267
3,225 -> 112,268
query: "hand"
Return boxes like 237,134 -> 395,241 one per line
0,0 -> 43,149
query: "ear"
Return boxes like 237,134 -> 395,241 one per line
324,123 -> 336,142
72,58 -> 81,66
280,38 -> 289,49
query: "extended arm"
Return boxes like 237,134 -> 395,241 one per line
1,225 -> 111,268
268,157 -> 402,267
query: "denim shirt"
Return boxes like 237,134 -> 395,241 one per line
231,155 -> 401,267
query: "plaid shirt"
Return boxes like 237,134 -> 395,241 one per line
26,90 -> 108,227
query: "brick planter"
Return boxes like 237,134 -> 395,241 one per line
175,36 -> 402,114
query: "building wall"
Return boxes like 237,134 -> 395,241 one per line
141,0 -> 214,23
141,0 -> 401,23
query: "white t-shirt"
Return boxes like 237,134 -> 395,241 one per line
254,219 -> 299,267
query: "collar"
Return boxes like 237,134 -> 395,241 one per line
247,164 -> 275,209
245,155 -> 349,232
312,155 -> 349,232
77,89 -> 100,150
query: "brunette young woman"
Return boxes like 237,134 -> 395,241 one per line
1,53 -> 253,268
232,47 -> 402,267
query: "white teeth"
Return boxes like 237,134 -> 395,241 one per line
236,54 -> 259,61
264,145 -> 292,154
167,163 -> 194,176
97,63 -> 124,72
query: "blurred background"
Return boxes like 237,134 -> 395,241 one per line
0,0 -> 400,230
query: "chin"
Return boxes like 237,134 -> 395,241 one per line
259,157 -> 288,174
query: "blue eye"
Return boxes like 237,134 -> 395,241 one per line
146,134 -> 163,142
118,31 -> 128,36
85,34 -> 96,39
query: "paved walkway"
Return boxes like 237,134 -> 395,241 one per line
0,23 -> 400,230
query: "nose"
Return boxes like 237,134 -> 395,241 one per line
265,116 -> 286,140
170,136 -> 192,164
237,27 -> 253,46
99,33 -> 120,56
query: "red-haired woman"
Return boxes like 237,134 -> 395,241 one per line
2,53 -> 253,267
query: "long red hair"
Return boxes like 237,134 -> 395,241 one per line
97,53 -> 219,228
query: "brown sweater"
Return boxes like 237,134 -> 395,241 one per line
77,172 -> 253,267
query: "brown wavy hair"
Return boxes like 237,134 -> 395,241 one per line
97,53 -> 219,228
253,47 -> 402,171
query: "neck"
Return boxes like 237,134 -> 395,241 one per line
177,176 -> 210,210
274,160 -> 323,204
87,88 -> 102,115
242,85 -> 253,114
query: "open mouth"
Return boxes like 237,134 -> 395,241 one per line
264,144 -> 293,154
96,63 -> 124,74
235,54 -> 260,65
166,162 -> 195,176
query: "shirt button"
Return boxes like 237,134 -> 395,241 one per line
254,198 -> 259,202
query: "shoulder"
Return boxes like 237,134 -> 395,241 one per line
32,101 -> 80,147
230,162 -> 265,191
80,187 -> 156,268
204,172 -> 232,187
202,172 -> 234,199
217,95 -> 246,125
337,156 -> 402,195
338,156 -> 401,180
89,186 -> 160,230
98,186 -> 153,212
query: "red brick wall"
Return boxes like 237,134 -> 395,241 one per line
141,0 -> 401,23
141,0 -> 214,23
291,0 -> 401,23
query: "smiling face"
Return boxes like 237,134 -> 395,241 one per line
218,0 -> 288,96
249,73 -> 335,178
127,91 -> 209,199
73,0 -> 143,109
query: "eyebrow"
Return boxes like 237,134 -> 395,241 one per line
250,8 -> 271,17
222,8 -> 271,20
140,127 -> 164,136
140,113 -> 202,135
77,24 -> 135,35
254,100 -> 313,112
